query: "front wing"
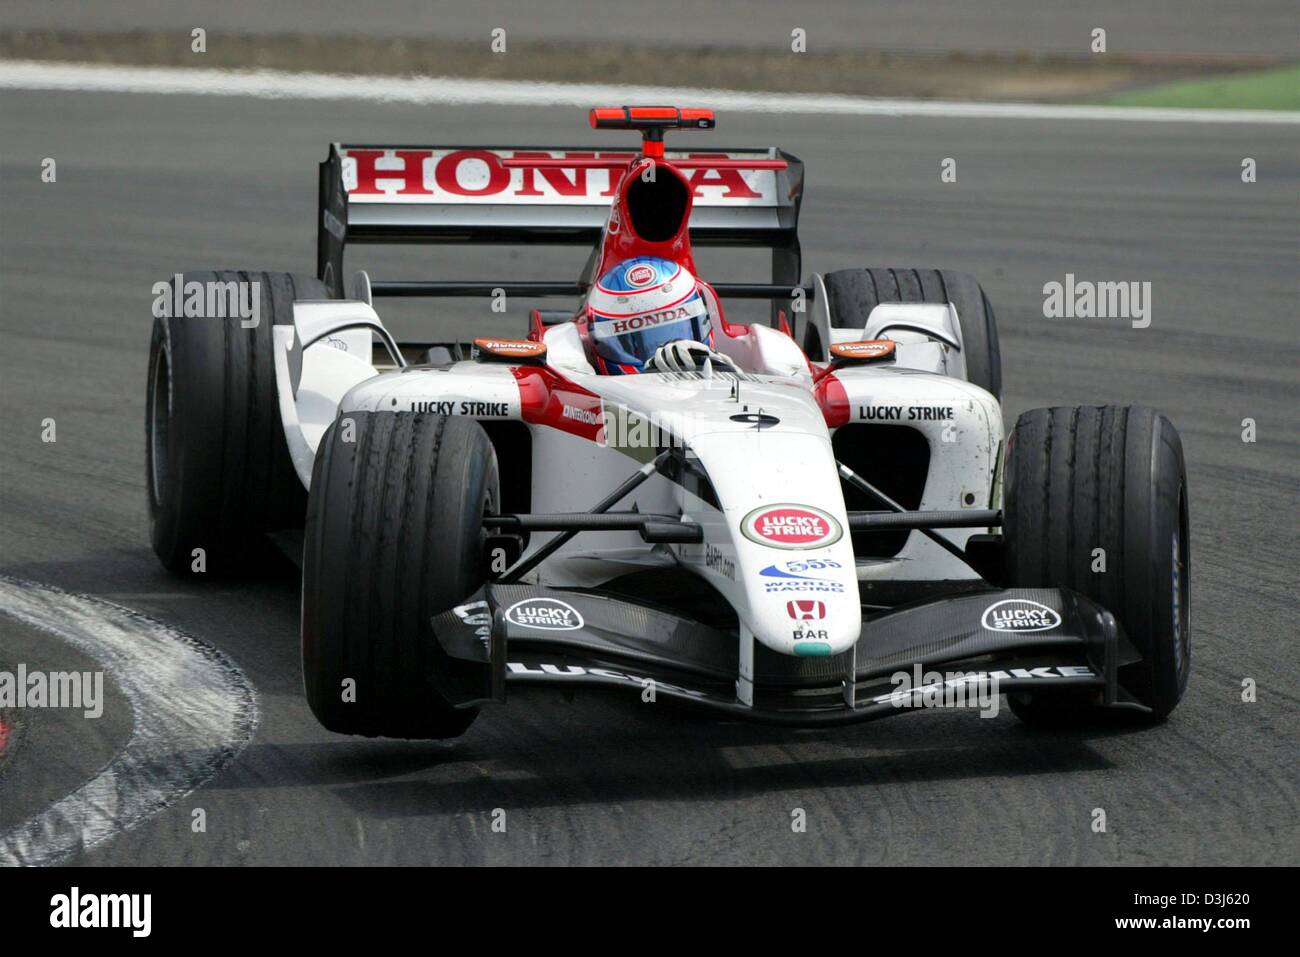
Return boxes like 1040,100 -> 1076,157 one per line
428,584 -> 1148,725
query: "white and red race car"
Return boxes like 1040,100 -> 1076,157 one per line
146,106 -> 1190,736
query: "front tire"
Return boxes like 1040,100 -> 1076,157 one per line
147,270 -> 327,574
818,267 -> 1001,400
301,412 -> 499,739
1003,406 -> 1190,723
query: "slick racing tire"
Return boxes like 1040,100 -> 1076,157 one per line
301,412 -> 499,739
818,267 -> 1001,401
147,270 -> 327,575
1002,406 -> 1190,725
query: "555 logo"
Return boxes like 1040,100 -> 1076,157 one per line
759,558 -> 846,593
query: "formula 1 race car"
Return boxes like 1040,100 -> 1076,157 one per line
146,106 -> 1190,737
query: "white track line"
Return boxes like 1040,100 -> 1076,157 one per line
0,576 -> 257,866
1,59 -> 1297,125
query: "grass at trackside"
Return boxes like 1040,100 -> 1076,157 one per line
1105,63 -> 1300,111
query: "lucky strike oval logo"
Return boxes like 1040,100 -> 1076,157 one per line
741,504 -> 842,550
504,598 -> 585,631
625,264 -> 657,288
980,598 -> 1062,633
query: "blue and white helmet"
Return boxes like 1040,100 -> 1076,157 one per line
588,257 -> 711,373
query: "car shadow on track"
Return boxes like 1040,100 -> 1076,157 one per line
202,688 -> 1151,817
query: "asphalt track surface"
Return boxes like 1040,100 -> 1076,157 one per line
0,88 -> 1297,865
6,0 -> 1300,58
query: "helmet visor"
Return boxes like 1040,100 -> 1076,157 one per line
591,294 -> 711,369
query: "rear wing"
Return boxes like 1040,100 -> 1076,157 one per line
316,143 -> 805,304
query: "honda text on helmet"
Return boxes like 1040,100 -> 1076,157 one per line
588,257 -> 712,374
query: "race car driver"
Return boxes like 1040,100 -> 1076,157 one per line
586,257 -> 738,374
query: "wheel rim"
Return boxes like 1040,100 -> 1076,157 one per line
148,343 -> 171,504
1171,485 -> 1190,679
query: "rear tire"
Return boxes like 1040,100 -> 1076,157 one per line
301,412 -> 499,739
1003,406 -> 1190,723
147,270 -> 327,574
817,267 -> 1001,400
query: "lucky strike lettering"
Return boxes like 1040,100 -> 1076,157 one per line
409,400 -> 510,417
742,505 -> 842,550
757,512 -> 829,543
344,149 -> 764,201
856,405 -> 955,422
980,599 -> 1063,633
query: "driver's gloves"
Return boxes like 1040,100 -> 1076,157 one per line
645,339 -> 738,373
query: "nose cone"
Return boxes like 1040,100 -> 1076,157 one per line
596,372 -> 864,658
739,522 -> 861,656
696,434 -> 862,656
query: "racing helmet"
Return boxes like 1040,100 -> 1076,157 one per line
587,257 -> 711,373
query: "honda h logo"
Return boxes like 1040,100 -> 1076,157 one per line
786,600 -> 826,620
